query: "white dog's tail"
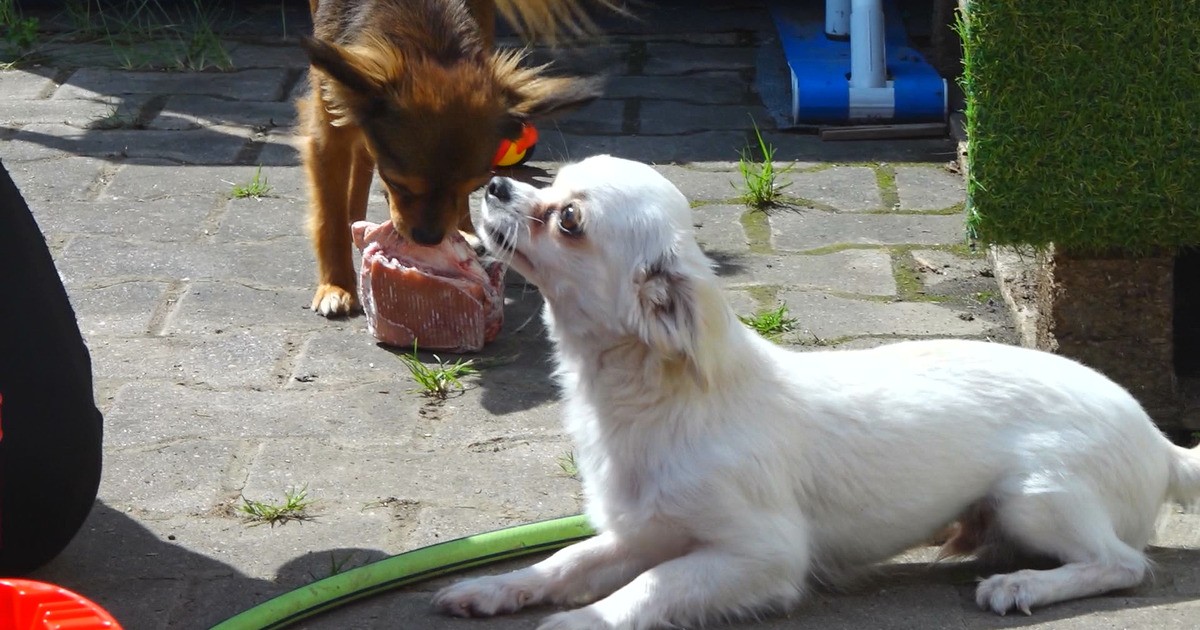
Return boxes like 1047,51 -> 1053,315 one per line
1168,444 -> 1200,507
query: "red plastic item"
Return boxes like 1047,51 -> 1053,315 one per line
0,579 -> 121,630
492,123 -> 539,168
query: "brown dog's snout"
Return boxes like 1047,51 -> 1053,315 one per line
486,177 -> 513,204
409,225 -> 445,246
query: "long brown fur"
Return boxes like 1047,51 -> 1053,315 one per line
298,0 -> 606,316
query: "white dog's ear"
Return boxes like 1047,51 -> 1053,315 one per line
632,251 -> 727,389
634,254 -> 693,354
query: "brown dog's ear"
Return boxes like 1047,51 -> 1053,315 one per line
512,74 -> 605,119
299,36 -> 383,95
492,51 -> 604,130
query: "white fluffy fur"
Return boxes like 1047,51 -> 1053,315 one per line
433,155 -> 1200,629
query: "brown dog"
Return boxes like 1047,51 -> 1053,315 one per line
298,0 -> 606,316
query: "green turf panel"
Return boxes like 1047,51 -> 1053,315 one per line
961,1 -> 1200,253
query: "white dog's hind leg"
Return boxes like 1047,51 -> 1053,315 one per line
975,492 -> 1150,615
537,547 -> 807,630
434,531 -> 669,617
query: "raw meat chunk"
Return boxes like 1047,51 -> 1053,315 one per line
353,221 -> 505,352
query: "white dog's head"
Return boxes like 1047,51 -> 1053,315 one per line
479,155 -> 732,385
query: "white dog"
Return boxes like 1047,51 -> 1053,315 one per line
433,155 -> 1200,629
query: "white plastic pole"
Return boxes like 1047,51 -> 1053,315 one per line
849,0 -> 886,89
825,0 -> 850,38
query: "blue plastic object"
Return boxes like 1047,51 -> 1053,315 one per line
768,0 -> 947,124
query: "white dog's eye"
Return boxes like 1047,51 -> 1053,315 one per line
558,204 -> 583,236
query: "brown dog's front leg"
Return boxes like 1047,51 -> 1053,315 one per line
303,101 -> 363,317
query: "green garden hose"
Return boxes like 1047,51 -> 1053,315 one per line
210,514 -> 594,630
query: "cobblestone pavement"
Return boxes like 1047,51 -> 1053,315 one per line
4,1 -> 1198,628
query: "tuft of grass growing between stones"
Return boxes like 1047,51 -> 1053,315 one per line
87,102 -> 140,130
240,485 -> 314,527
399,343 -> 476,399
738,304 -> 798,341
230,166 -> 273,199
736,119 -> 793,211
557,451 -> 580,480
50,0 -> 232,70
0,0 -> 40,66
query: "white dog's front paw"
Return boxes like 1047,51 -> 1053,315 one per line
433,575 -> 540,617
538,608 -> 612,630
976,570 -> 1038,616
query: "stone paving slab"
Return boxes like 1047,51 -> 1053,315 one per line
241,441 -> 579,513
59,235 -> 313,287
778,291 -> 995,341
693,204 -> 752,257
69,281 -> 170,337
0,97 -> 136,127
910,249 -> 995,294
639,101 -> 777,134
8,123 -> 251,163
3,155 -> 109,201
100,440 -> 243,514
654,167 -> 745,203
53,68 -> 291,101
224,43 -> 310,70
552,98 -> 625,134
785,166 -> 884,211
720,249 -> 899,297
895,165 -> 966,211
525,43 -> 631,76
770,210 -> 969,252
0,66 -> 57,99
217,194 -> 308,232
164,282 -> 321,334
41,200 -> 216,242
85,332 -> 293,390
256,129 -> 304,166
642,42 -> 758,75
545,130 -> 753,164
605,75 -> 752,103
102,383 -> 421,449
148,96 -> 298,131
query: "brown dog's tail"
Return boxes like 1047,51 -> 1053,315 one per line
495,0 -> 627,41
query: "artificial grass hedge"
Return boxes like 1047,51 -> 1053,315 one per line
961,1 -> 1200,254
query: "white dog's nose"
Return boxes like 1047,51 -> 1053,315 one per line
486,177 -> 513,204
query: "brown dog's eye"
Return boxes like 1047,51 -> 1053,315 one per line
558,204 -> 582,235
391,185 -> 415,202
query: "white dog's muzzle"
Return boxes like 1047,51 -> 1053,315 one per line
479,176 -> 522,254
478,175 -> 544,276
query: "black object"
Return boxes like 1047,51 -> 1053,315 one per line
0,158 -> 103,575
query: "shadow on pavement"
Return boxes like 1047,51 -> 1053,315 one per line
29,501 -> 391,628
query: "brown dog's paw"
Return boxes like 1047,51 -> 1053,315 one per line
311,284 -> 358,317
